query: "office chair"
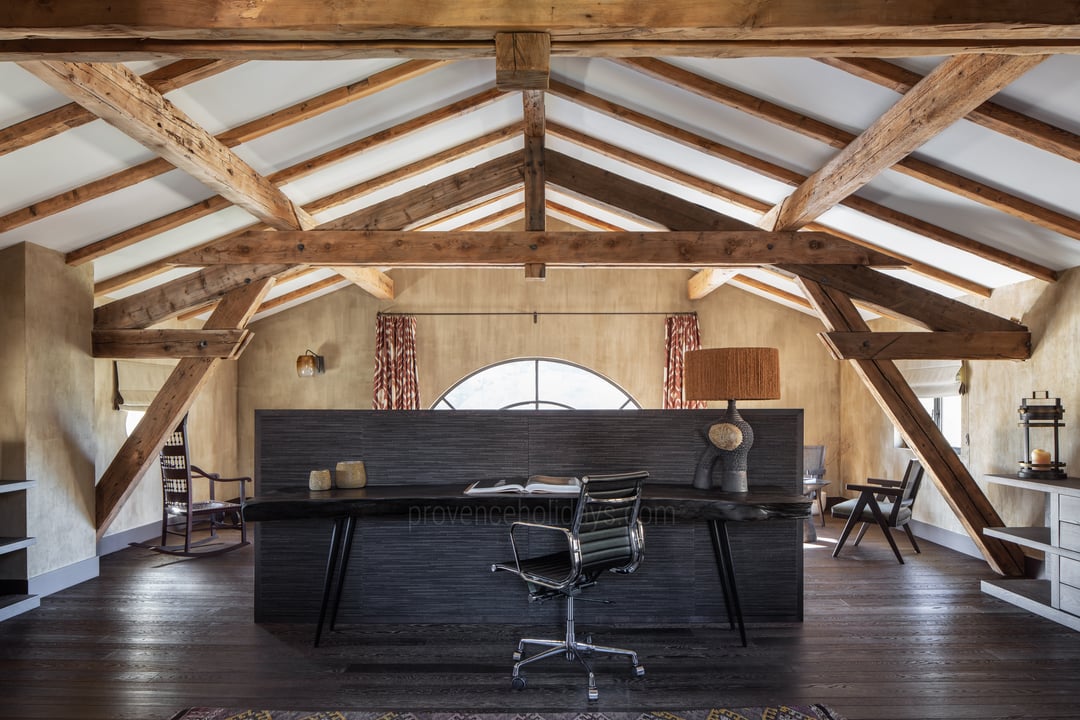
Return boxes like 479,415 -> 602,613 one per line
491,470 -> 649,701
133,415 -> 251,557
832,459 -> 924,564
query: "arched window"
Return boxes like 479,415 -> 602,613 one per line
432,358 -> 640,410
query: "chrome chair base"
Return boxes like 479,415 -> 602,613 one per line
509,595 -> 644,701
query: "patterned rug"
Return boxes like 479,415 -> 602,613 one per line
170,709 -> 846,720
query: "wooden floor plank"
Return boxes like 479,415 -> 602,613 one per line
1,524 -> 1079,719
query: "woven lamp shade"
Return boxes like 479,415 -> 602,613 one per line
684,347 -> 781,401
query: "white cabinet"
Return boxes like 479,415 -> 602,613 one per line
0,479 -> 38,622
982,474 -> 1080,632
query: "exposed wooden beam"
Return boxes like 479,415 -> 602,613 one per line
819,57 -> 1080,165
8,38 -> 1080,62
0,59 -> 241,158
522,90 -> 547,232
688,269 -> 739,300
174,229 -> 903,268
94,265 -> 290,330
820,330 -> 1031,360
522,88 -> 546,278
332,267 -> 394,300
729,274 -> 816,312
548,80 -> 1055,282
76,87 -> 507,267
620,58 -> 1080,244
5,2 -> 1080,45
797,278 -> 1026,577
91,329 -> 250,359
94,277 -> 274,537
761,54 -> 1047,232
782,264 -> 1023,332
254,274 -> 352,316
9,59 -> 443,243
20,60 -> 317,231
546,201 -> 625,231
547,120 -> 993,297
495,33 -> 549,90
324,153 -> 524,231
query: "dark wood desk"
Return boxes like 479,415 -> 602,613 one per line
244,483 -> 810,647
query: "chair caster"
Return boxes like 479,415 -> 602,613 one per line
511,675 -> 527,690
587,686 -> 599,701
633,664 -> 645,677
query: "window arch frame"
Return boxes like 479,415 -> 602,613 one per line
431,357 -> 641,411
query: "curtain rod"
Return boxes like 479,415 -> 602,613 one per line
377,311 -> 696,318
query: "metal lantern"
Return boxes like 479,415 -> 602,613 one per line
1017,391 -> 1067,480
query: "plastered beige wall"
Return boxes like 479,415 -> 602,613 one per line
839,267 -> 1080,536
0,244 -> 97,578
238,267 -> 841,481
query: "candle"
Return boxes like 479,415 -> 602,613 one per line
1031,448 -> 1051,468
336,460 -> 367,488
308,469 -> 332,491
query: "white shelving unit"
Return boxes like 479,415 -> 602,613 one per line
0,479 -> 38,622
982,474 -> 1080,632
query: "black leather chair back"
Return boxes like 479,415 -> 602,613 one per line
572,471 -> 647,576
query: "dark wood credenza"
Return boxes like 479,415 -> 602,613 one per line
251,409 -> 808,627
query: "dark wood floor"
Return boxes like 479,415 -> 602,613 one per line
2,522 -> 1079,720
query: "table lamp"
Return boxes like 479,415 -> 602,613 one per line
684,347 -> 781,491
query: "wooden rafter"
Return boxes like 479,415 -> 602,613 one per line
621,56 -> 1077,243
819,56 -> 1080,165
18,60 -> 402,299
94,277 -> 275,537
0,59 -> 241,158
91,329 -> 251,359
95,265 -> 290,330
546,120 -> 993,298
173,229 -> 903,268
79,86 -> 507,270
796,277 -> 1027,577
820,330 -> 1031,360
4,59 -> 444,245
20,60 -> 317,231
547,80 -> 1055,282
4,2 -> 1080,48
760,54 -> 1048,232
781,264 -> 1024,332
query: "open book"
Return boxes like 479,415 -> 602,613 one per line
464,475 -> 581,495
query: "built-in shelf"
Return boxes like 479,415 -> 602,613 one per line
983,474 -> 1080,632
0,480 -> 35,494
0,479 -> 36,623
0,536 -> 36,556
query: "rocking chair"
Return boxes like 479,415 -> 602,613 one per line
135,415 -> 250,557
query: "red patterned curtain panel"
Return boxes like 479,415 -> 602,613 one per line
373,314 -> 420,410
662,314 -> 706,410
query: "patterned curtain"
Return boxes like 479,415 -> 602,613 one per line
373,314 -> 420,410
662,314 -> 706,410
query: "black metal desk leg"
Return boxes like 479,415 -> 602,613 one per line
710,519 -> 747,647
329,516 -> 357,632
708,519 -> 737,631
314,516 -> 347,647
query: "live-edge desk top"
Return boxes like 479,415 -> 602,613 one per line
243,483 -> 812,523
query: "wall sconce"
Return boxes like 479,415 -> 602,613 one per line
296,349 -> 325,377
684,347 -> 781,492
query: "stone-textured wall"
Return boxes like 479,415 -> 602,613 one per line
238,267 -> 841,481
839,267 -> 1080,536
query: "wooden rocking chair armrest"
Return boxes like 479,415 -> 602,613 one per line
845,483 -> 901,497
190,465 -> 252,484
